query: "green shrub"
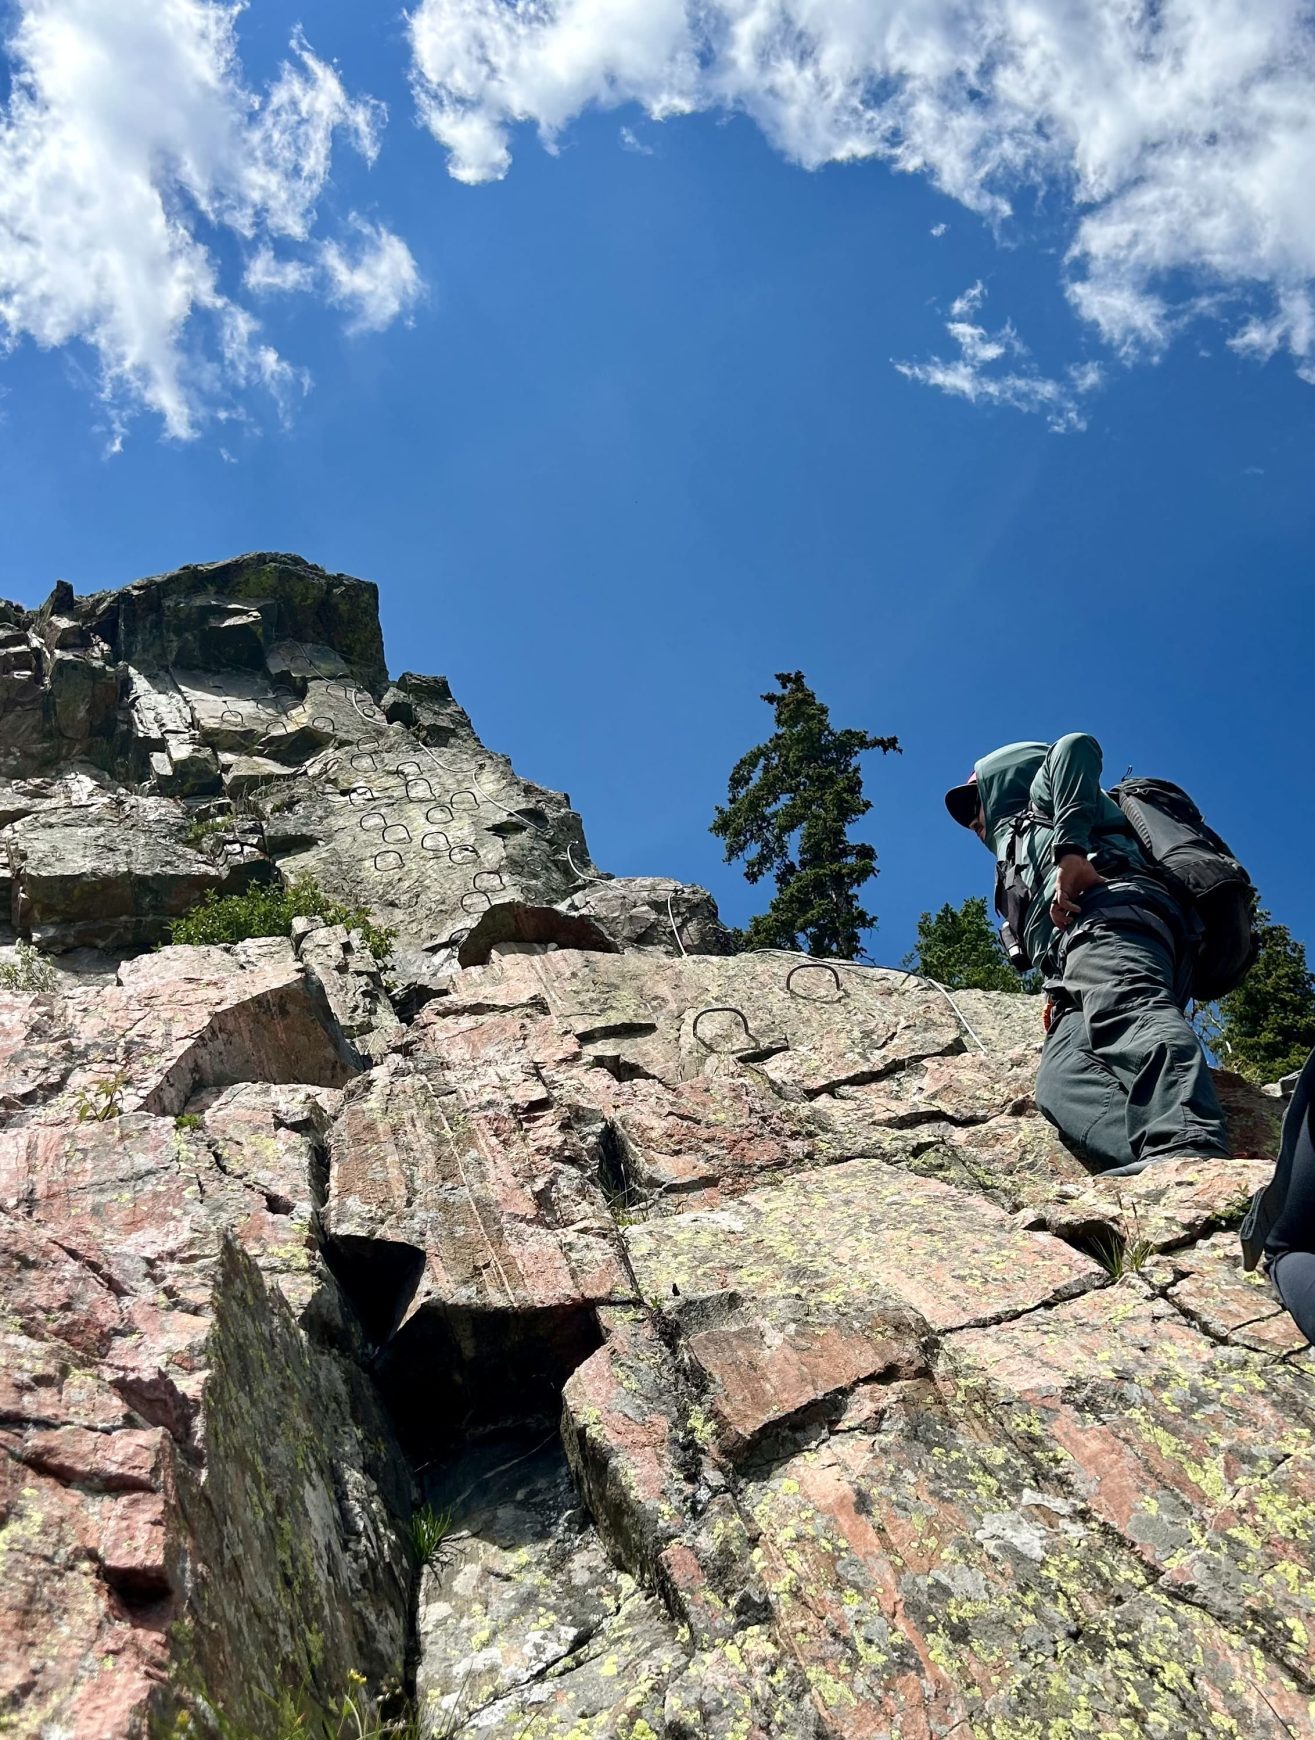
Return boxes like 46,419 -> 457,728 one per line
406,1502 -> 453,1567
182,815 -> 234,851
75,1073 -> 128,1122
0,941 -> 57,993
174,1112 -> 204,1131
169,876 -> 395,963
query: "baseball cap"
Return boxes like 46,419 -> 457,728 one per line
944,772 -> 980,829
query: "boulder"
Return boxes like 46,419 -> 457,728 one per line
6,799 -> 259,951
557,875 -> 736,956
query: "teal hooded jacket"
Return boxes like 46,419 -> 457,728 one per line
974,734 -> 1148,972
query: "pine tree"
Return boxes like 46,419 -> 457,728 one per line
903,896 -> 1040,994
711,672 -> 899,959
1207,912 -> 1315,1084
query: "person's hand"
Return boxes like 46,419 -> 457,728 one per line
1050,853 -> 1106,930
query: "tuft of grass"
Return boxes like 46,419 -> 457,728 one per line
169,875 -> 395,963
182,815 -> 235,851
0,940 -> 56,993
174,1112 -> 204,1132
406,1502 -> 453,1567
177,1672 -> 418,1740
75,1072 -> 129,1123
1088,1227 -> 1154,1281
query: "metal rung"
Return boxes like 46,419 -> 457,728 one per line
373,849 -> 404,872
692,1006 -> 759,1049
785,962 -> 845,1001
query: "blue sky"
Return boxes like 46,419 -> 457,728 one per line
2,0 -> 1314,964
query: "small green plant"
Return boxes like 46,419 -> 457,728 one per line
407,1502 -> 453,1567
182,815 -> 235,851
174,1112 -> 204,1132
75,1072 -> 129,1123
169,875 -> 395,963
0,940 -> 57,993
1088,1225 -> 1153,1281
185,1673 -> 418,1740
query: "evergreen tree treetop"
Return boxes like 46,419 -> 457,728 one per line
1205,911 -> 1315,1084
904,895 -> 1040,994
711,671 -> 899,960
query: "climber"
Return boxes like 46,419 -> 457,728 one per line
944,734 -> 1230,1176
1242,1051 -> 1315,1345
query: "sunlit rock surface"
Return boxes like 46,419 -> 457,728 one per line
0,555 -> 1309,1740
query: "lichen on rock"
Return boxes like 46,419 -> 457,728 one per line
0,555 -> 1309,1740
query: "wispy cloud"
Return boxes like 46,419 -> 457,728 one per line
407,0 -> 1315,389
322,222 -> 425,335
895,283 -> 1102,433
0,1 -> 421,442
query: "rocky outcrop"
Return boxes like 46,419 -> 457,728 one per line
1,557 -> 1310,1740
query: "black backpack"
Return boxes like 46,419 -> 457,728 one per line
1107,777 -> 1258,1002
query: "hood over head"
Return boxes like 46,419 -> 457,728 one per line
973,742 -> 1048,856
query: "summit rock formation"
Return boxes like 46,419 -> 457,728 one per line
1,554 -> 1311,1740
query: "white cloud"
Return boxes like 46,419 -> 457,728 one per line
322,222 -> 425,334
895,283 -> 1102,433
930,222 -> 948,238
245,247 -> 317,296
406,0 -> 1315,384
619,125 -> 654,155
0,1 -> 418,441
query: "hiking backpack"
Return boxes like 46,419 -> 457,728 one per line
994,777 -> 1258,1001
1108,777 -> 1258,1002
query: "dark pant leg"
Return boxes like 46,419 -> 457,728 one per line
1272,1254 -> 1315,1346
1059,919 -> 1230,1166
1035,1007 -> 1136,1172
1259,1098 -> 1315,1343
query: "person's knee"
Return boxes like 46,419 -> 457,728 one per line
1273,1251 -> 1315,1346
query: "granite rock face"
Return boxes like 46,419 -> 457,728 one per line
1,557 -> 1310,1740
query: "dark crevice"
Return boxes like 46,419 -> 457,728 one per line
49,1237 -> 130,1298
585,1053 -> 666,1086
323,1234 -> 426,1347
804,1040 -> 965,1100
736,1041 -> 791,1065
597,1120 -> 637,1210
576,1021 -> 659,1046
1051,1221 -> 1130,1274
375,1301 -> 604,1466
99,1561 -> 174,1606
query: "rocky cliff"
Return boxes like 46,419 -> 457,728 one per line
1,555 -> 1311,1740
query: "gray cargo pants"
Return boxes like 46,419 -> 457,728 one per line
1034,883 -> 1230,1175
